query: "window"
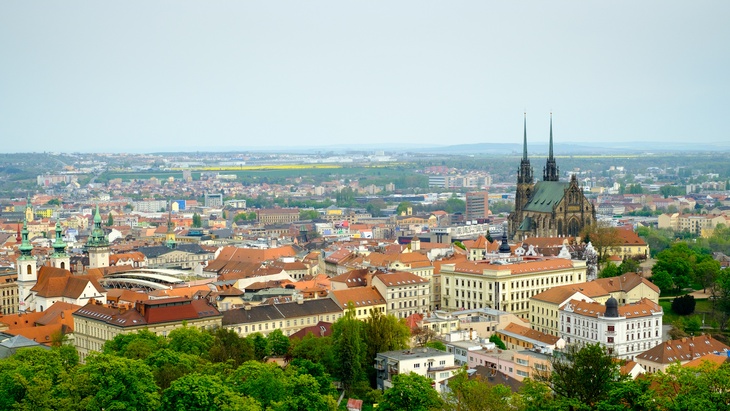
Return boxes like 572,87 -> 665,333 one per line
607,325 -> 615,332
607,337 -> 614,343
517,370 -> 529,377
413,363 -> 420,368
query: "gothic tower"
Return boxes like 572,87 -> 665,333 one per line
510,113 -> 534,236
86,205 -> 110,269
543,113 -> 559,181
17,220 -> 37,312
50,221 -> 70,270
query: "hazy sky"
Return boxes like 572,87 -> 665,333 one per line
1,1 -> 728,153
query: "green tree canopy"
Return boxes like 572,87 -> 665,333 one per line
379,372 -> 444,411
161,373 -> 261,411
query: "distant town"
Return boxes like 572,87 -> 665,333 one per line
1,144 -> 729,410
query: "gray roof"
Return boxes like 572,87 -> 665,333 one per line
376,347 -> 452,361
137,243 -> 210,258
222,297 -> 343,326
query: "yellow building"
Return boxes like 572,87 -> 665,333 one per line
72,298 -> 222,362
439,257 -> 587,319
330,287 -> 386,320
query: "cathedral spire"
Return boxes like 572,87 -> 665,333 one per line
517,113 -> 533,185
522,112 -> 528,161
543,112 -> 560,181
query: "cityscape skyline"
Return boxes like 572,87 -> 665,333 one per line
1,1 -> 728,153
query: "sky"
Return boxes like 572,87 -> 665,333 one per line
1,1 -> 728,153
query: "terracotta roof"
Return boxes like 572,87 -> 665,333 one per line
452,258 -> 574,276
30,266 -> 106,299
288,321 -> 333,339
531,282 -> 610,304
683,353 -> 730,369
147,284 -> 212,299
564,298 -> 661,319
215,245 -> 297,264
331,287 -> 386,309
325,248 -> 354,264
500,322 -> 560,345
614,229 -> 647,246
73,298 -> 221,328
636,335 -> 730,365
373,271 -> 428,287
593,273 -> 660,294
329,268 -> 371,288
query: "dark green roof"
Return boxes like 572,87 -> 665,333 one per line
518,216 -> 533,231
523,181 -> 569,213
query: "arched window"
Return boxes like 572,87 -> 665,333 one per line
26,264 -> 32,275
60,262 -> 65,269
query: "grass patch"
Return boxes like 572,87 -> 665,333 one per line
659,297 -> 714,325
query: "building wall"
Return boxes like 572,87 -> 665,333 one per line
73,316 -> 221,362
560,311 -> 662,360
440,260 -> 587,320
225,309 -> 344,338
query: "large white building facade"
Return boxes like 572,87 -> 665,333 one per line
559,297 -> 663,360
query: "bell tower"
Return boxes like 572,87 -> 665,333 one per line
50,221 -> 70,270
86,205 -> 110,269
17,220 -> 37,311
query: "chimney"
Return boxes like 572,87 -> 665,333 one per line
244,304 -> 252,311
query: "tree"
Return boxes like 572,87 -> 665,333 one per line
672,294 -> 696,316
425,340 -> 447,351
208,327 -> 255,367
649,361 -> 730,410
106,213 -> 114,227
651,269 -> 674,294
363,310 -> 411,372
445,197 -> 466,214
145,348 -> 199,390
289,334 -> 336,375
379,372 -> 444,411
599,262 -> 620,278
227,361 -> 287,409
269,373 -> 338,411
267,329 -> 291,356
332,308 -> 367,392
73,354 -> 160,411
0,348 -> 67,410
538,343 -> 623,407
161,373 -> 261,411
168,325 -> 214,356
397,201 -> 413,215
489,334 -> 506,350
299,209 -> 319,220
442,368 -> 516,411
103,329 -> 167,360
618,258 -> 641,274
653,243 -> 697,292
580,222 -> 621,268
694,257 -> 721,293
246,332 -> 270,360
46,198 -> 61,206
413,326 -> 438,347
192,212 -> 202,228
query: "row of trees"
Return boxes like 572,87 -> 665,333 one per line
3,326 -> 730,410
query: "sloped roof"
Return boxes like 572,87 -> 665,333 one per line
329,268 -> 371,288
222,297 -> 343,326
593,273 -> 660,295
523,181 -> 569,213
500,322 -> 560,345
531,282 -> 609,304
373,271 -> 428,287
636,335 -> 730,365
331,287 -> 386,309
216,246 -> 297,264
289,321 -> 333,339
30,266 -> 106,299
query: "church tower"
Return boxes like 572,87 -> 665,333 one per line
50,221 -> 70,270
17,220 -> 37,312
510,113 -> 534,236
86,205 -> 110,269
543,113 -> 559,182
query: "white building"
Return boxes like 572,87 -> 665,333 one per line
374,347 -> 458,393
559,297 -> 663,360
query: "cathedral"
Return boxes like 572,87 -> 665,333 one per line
508,114 -> 596,240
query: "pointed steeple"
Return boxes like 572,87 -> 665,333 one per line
87,204 -> 109,248
543,112 -> 560,181
18,220 -> 33,258
522,112 -> 528,161
517,112 -> 533,185
52,221 -> 67,257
